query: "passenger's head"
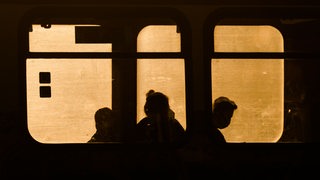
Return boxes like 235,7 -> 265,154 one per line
212,96 -> 237,129
144,90 -> 169,117
94,107 -> 114,132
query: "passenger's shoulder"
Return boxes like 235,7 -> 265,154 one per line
137,117 -> 151,126
171,118 -> 184,130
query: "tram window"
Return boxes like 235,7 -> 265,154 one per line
27,23 -> 186,143
212,25 -> 284,142
137,25 -> 186,129
27,24 -> 112,143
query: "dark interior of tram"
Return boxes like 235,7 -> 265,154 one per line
1,1 -> 320,179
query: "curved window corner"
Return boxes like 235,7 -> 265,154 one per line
214,25 -> 284,52
137,25 -> 181,52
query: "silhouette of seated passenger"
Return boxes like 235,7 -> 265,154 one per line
136,90 -> 185,144
88,107 -> 119,143
210,96 -> 237,144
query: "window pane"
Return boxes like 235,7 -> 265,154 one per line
214,25 -> 283,52
137,25 -> 185,129
29,25 -> 112,52
137,25 -> 181,52
137,59 -> 186,129
212,59 -> 283,142
212,25 -> 284,142
27,59 -> 112,143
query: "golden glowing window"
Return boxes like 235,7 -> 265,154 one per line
27,24 -> 113,143
212,25 -> 284,142
137,25 -> 186,129
27,23 -> 186,143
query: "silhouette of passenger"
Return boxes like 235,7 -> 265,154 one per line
88,107 -> 119,143
136,90 -> 185,144
210,96 -> 237,143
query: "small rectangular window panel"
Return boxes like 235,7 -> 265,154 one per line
39,72 -> 51,83
39,86 -> 51,98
